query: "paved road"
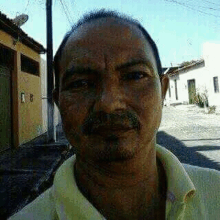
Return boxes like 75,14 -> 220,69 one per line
0,125 -> 72,219
157,104 -> 220,170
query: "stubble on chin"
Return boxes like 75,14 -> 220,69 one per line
92,134 -> 139,163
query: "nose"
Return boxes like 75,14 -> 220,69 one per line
93,78 -> 126,113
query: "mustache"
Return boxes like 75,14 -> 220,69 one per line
82,111 -> 140,135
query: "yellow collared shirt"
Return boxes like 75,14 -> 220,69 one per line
9,145 -> 220,220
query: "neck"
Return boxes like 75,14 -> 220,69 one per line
74,143 -> 166,219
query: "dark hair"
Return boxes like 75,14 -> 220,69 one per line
54,9 -> 162,89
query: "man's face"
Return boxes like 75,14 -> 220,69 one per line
54,18 -> 168,162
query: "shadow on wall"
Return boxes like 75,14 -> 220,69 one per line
157,131 -> 220,171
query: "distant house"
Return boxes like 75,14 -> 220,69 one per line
0,11 -> 46,151
164,43 -> 220,110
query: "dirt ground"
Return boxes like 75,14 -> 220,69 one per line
158,104 -> 220,170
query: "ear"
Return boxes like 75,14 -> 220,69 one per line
53,88 -> 59,108
160,74 -> 169,100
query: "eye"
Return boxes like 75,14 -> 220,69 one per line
65,79 -> 95,90
122,72 -> 147,81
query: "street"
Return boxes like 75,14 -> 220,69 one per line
158,104 -> 220,170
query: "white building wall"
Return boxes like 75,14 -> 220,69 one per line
165,65 -> 206,105
165,80 -> 175,105
180,65 -> 207,101
165,43 -> 220,108
40,57 -> 61,134
203,43 -> 220,107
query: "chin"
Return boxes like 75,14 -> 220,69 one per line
97,148 -> 136,162
94,135 -> 138,162
66,130 -> 141,162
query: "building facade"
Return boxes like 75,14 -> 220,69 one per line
165,43 -> 220,109
0,12 -> 46,151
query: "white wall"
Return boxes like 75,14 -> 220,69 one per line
203,43 -> 220,107
165,64 -> 207,105
40,57 -> 61,134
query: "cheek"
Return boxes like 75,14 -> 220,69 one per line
127,79 -> 163,135
131,81 -> 163,139
58,92 -> 92,132
127,79 -> 162,112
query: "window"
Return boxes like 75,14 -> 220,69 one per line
21,54 -> 39,76
0,45 -> 14,69
213,76 -> 219,93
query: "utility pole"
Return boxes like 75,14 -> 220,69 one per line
46,0 -> 55,142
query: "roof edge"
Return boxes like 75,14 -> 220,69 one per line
165,59 -> 205,76
0,11 -> 46,54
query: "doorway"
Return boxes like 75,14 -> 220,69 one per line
187,79 -> 196,104
0,65 -> 12,151
0,45 -> 14,151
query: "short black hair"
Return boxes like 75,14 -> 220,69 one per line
54,9 -> 162,89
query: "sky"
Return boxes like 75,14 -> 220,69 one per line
0,0 -> 220,67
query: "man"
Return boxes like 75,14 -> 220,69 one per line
10,10 -> 220,220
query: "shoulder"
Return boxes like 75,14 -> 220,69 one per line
183,164 -> 220,217
8,188 -> 57,220
183,163 -> 220,184
9,156 -> 77,220
183,163 -> 220,193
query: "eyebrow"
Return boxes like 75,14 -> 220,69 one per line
62,66 -> 99,84
116,59 -> 154,72
62,59 -> 154,83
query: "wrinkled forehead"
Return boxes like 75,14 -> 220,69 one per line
60,17 -> 157,74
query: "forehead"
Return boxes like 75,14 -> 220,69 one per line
60,17 -> 157,73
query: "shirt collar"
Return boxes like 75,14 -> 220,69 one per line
156,144 -> 196,203
52,155 -> 104,220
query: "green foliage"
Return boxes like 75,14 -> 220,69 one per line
208,106 -> 216,114
191,91 -> 209,108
